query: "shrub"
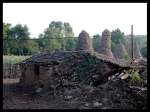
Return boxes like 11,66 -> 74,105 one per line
124,69 -> 142,83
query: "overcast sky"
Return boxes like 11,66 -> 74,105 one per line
3,3 -> 147,38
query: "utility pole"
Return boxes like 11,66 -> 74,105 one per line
131,25 -> 134,64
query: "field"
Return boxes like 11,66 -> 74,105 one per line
3,55 -> 30,66
3,55 -> 30,79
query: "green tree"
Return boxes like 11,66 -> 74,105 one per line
3,23 -> 11,38
133,35 -> 147,50
40,21 -> 75,52
111,28 -> 127,52
3,23 -> 12,54
10,24 -> 30,55
64,37 -> 78,51
125,35 -> 147,58
9,24 -> 30,40
36,34 -> 46,51
27,39 -> 39,54
64,22 -> 74,37
3,24 -> 32,55
140,42 -> 147,58
92,34 -> 101,51
111,28 -> 125,44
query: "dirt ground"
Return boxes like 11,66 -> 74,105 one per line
3,77 -> 147,109
3,79 -> 84,109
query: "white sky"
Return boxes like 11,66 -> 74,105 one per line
3,3 -> 147,38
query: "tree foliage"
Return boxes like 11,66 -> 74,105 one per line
38,21 -> 75,52
3,21 -> 76,55
126,35 -> 147,59
140,42 -> 147,58
111,28 -> 127,52
3,22 -> 147,59
92,34 -> 101,51
3,23 -> 37,55
3,23 -> 11,38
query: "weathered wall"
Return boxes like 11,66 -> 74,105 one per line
19,63 -> 54,90
19,64 -> 36,86
18,52 -> 132,91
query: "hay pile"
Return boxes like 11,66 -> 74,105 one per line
76,30 -> 93,52
126,41 -> 143,60
113,42 -> 130,60
98,29 -> 114,58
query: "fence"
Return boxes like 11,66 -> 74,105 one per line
3,65 -> 21,79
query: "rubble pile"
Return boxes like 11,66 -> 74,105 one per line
14,51 -> 147,109
18,51 -> 130,89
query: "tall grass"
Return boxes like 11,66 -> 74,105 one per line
3,55 -> 31,78
3,55 -> 30,67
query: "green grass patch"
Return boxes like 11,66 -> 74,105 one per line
124,69 -> 142,83
3,55 -> 31,67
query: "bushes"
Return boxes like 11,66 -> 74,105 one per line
3,55 -> 30,66
124,69 -> 142,83
130,70 -> 141,83
141,46 -> 147,58
74,53 -> 97,83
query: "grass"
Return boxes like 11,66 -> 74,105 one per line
3,55 -> 31,67
3,55 -> 31,79
129,69 -> 142,83
3,78 -> 20,84
124,69 -> 142,83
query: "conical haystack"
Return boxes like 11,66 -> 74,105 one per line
126,40 -> 142,59
134,41 -> 142,59
113,42 -> 130,60
76,30 -> 93,52
98,29 -> 114,58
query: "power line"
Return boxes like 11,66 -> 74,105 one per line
3,37 -> 78,40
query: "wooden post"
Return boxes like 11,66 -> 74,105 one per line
131,25 -> 134,64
